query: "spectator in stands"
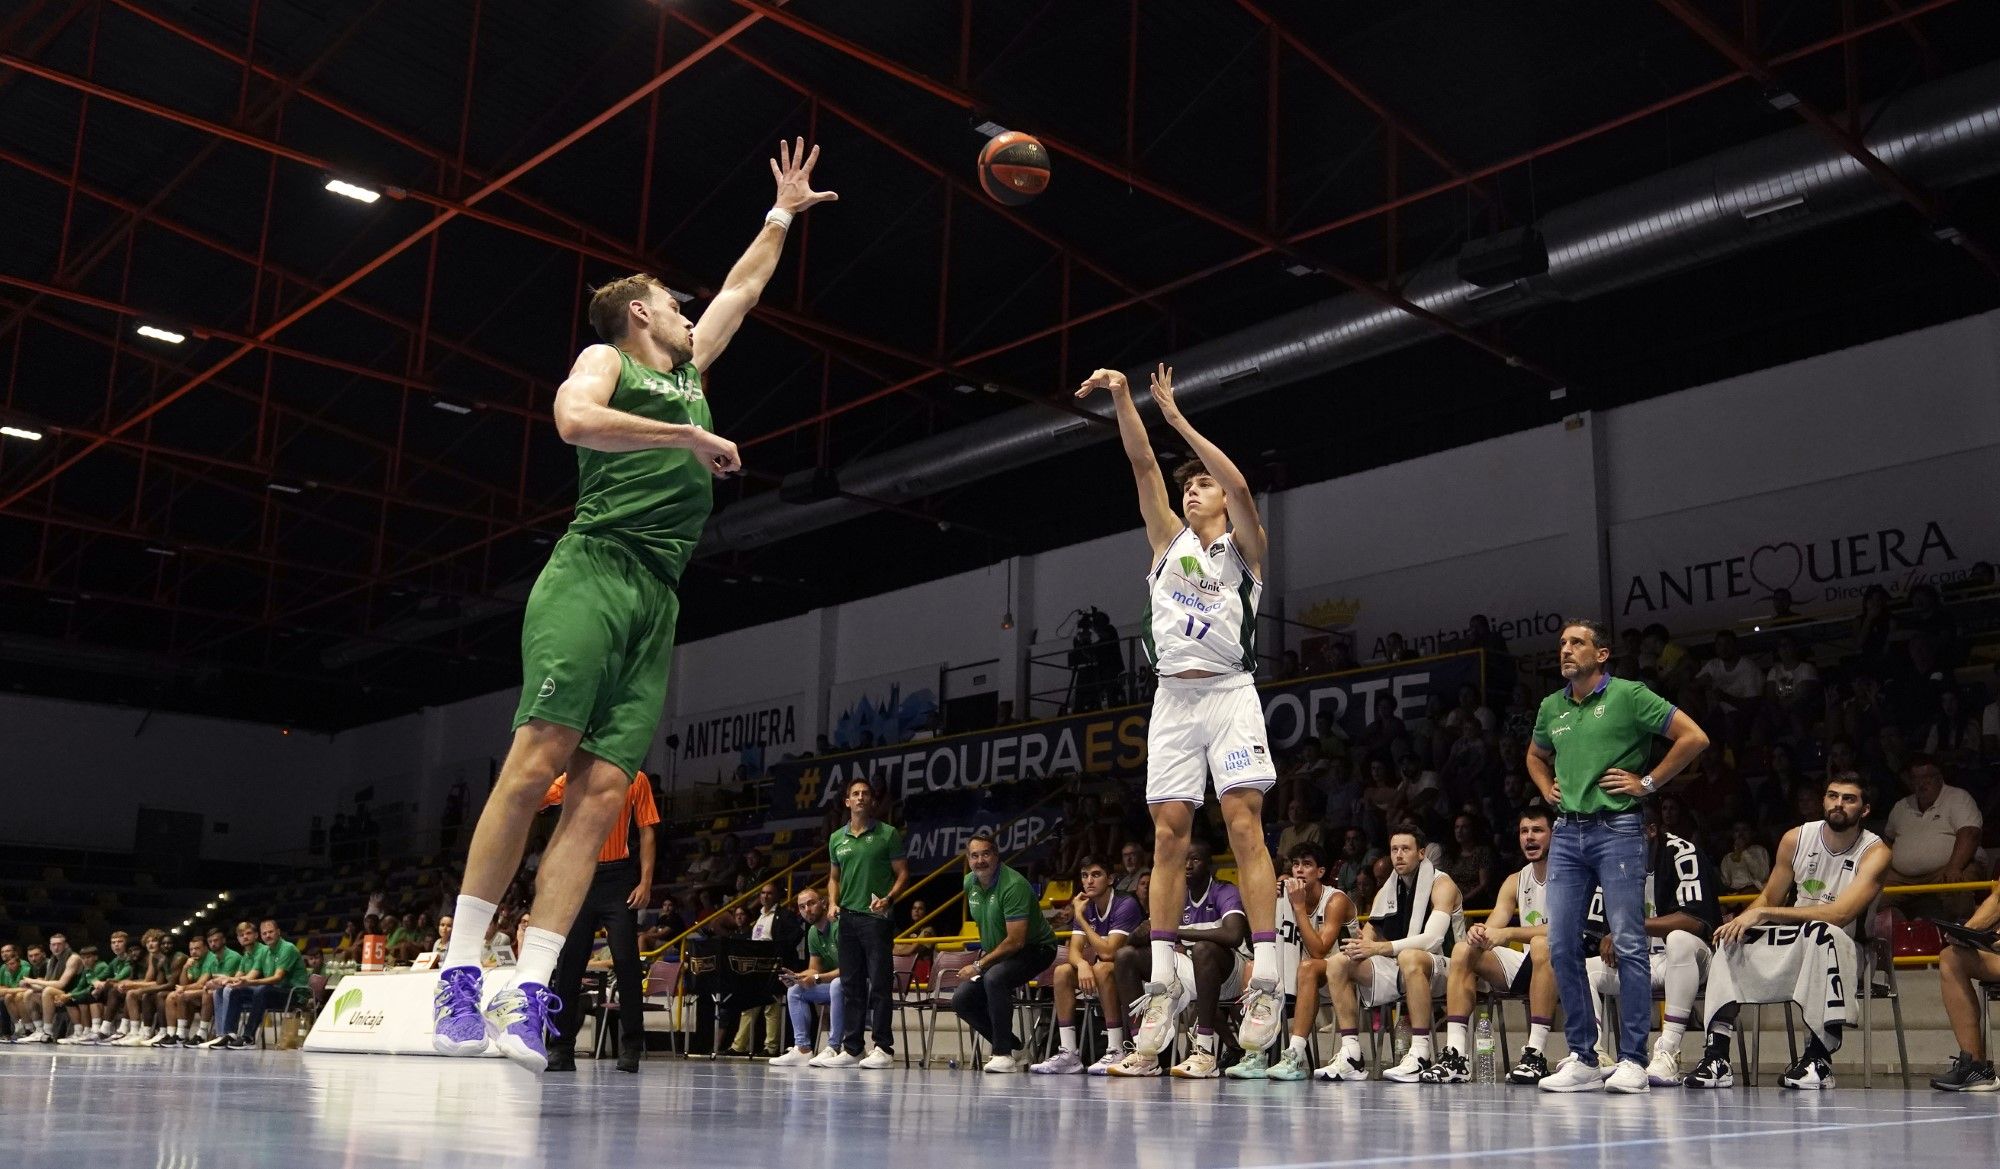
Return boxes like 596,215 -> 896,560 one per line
1901,582 -> 1959,680
1930,874 -> 2000,1091
770,888 -> 844,1067
1032,855 -> 1144,1075
892,899 -> 938,959
952,830 -> 1059,1072
1853,585 -> 1896,673
1720,821 -> 1773,895
1315,709 -> 1350,763
1640,624 -> 1693,692
1280,650 -> 1302,679
1983,687 -> 2000,758
332,917 -> 365,961
741,847 -> 775,889
1357,694 -> 1408,766
1318,757 -> 1363,839
1884,757 -> 1984,891
203,919 -> 306,1050
1377,632 -> 1416,663
1923,687 -> 1984,772
1276,799 -> 1324,863
1439,814 -> 1498,909
1115,842 -> 1148,895
1696,630 -> 1765,749
1762,635 -> 1821,742
1840,672 -> 1894,761
1611,628 -> 1646,680
1444,684 -> 1495,735
1336,824 -> 1384,908
1437,722 -> 1496,809
725,884 -> 795,1058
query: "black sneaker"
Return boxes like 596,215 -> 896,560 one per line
1418,1048 -> 1471,1084
1780,1053 -> 1833,1090
222,1035 -> 252,1050
1505,1047 -> 1550,1085
1931,1053 -> 2000,1093
545,1046 -> 577,1073
1683,1053 -> 1733,1089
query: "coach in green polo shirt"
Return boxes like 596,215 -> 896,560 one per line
1526,617 -> 1708,1093
952,830 -> 1059,1073
826,778 -> 908,1065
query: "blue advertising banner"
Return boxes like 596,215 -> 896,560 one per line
769,652 -> 1484,868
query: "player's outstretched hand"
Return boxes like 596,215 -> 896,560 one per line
771,137 -> 838,214
1075,368 -> 1130,398
1148,363 -> 1183,421
690,426 -> 742,478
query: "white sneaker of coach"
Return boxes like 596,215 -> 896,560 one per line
1538,1053 -> 1607,1092
1604,1059 -> 1651,1094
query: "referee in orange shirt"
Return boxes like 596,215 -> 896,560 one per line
541,770 -> 659,1073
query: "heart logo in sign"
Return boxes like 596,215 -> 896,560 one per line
1749,542 -> 1803,594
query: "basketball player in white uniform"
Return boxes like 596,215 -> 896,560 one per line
1685,775 -> 1888,1090
1077,363 -> 1286,1063
1229,842 -> 1354,1080
1421,806 -> 1559,1084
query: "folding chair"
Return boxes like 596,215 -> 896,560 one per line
1009,957 -> 1059,1062
920,951 -> 978,1067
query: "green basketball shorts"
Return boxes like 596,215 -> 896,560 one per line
511,533 -> 679,776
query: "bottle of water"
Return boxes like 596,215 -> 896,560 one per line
1394,1013 -> 1411,1060
1474,1008 -> 1496,1084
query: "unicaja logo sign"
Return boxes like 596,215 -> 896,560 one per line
1622,521 -> 1959,615
331,987 -> 386,1029
332,988 -> 363,1023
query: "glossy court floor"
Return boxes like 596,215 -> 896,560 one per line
2,1047 -> 1994,1169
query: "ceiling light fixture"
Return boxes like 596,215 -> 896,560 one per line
136,324 -> 186,344
144,546 -> 177,557
324,177 -> 382,203
0,425 -> 42,441
266,481 -> 303,495
431,399 -> 473,415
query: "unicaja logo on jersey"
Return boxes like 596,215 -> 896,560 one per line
639,374 -> 704,402
1800,877 -> 1827,897
538,677 -> 556,699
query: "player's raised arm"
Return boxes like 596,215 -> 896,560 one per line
1146,364 -> 1267,577
692,138 -> 838,375
1077,367 -> 1180,556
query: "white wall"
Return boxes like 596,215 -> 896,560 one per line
0,693 -> 339,862
832,563 -> 1011,681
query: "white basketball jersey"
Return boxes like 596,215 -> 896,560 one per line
1791,820 -> 1883,938
1514,862 -> 1548,930
1276,884 -> 1339,998
1144,527 -> 1261,676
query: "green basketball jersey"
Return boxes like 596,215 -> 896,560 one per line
566,349 -> 715,588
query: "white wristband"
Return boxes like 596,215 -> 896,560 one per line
765,207 -> 794,231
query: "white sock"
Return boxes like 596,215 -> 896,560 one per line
1409,1033 -> 1433,1060
1339,1034 -> 1361,1060
445,894 -> 498,970
1252,941 -> 1278,984
1150,940 -> 1175,986
1058,1025 -> 1077,1054
1660,1020 -> 1687,1051
176,1021 -> 189,1038
1287,1034 -> 1308,1057
197,1021 -> 211,1039
115,1019 -> 130,1035
96,1020 -> 112,1036
1528,1022 -> 1550,1052
515,925 -> 565,988
1106,1026 -> 1127,1050
1193,1030 -> 1218,1055
1447,1021 -> 1469,1055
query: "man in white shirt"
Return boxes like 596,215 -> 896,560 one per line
1763,635 -> 1821,741
1695,631 -> 1764,746
1884,758 -> 1983,887
1981,696 -> 2000,758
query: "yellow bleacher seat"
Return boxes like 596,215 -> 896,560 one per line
1041,879 -> 1074,907
1215,867 -> 1239,885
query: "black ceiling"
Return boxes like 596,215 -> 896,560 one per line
1,0 -> 1996,729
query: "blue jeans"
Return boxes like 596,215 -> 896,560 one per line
219,985 -> 288,1037
785,978 -> 843,1052
1546,812 -> 1651,1064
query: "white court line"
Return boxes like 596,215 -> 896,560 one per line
1226,1113 -> 1993,1169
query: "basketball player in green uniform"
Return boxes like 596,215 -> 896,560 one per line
434,139 -> 836,1071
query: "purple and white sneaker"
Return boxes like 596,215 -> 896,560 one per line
484,982 -> 562,1072
431,965 -> 489,1056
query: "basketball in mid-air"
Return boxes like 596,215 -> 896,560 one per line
977,131 -> 1050,206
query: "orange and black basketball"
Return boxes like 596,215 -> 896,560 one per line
977,131 -> 1050,206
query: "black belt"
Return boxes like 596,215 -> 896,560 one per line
1557,809 -> 1640,824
